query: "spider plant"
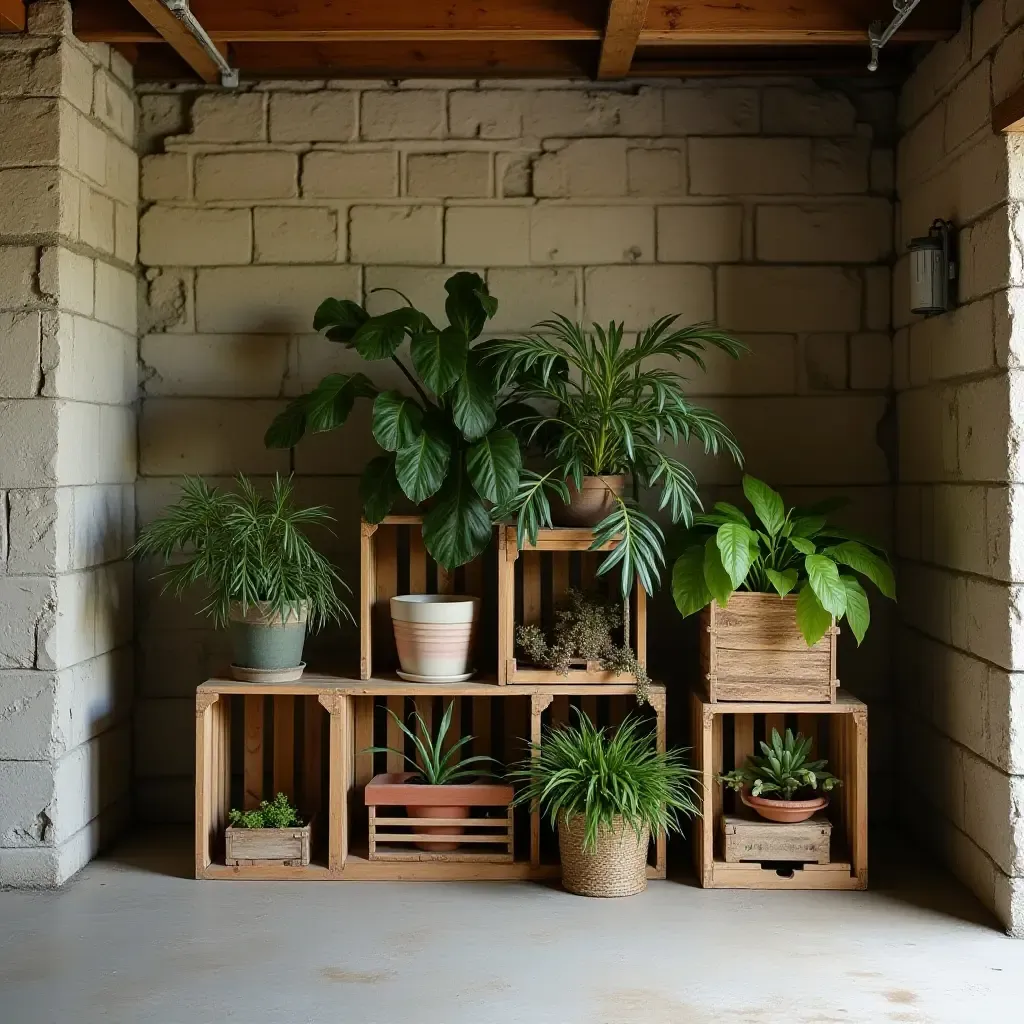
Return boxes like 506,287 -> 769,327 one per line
718,728 -> 841,800
509,709 -> 701,852
364,701 -> 497,785
483,315 -> 745,597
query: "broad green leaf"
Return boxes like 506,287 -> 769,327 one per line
352,307 -> 419,360
314,297 -> 368,342
360,454 -> 401,524
704,536 -> 734,607
672,545 -> 712,619
788,535 -> 816,555
716,522 -> 757,589
411,326 -> 468,396
805,553 -> 846,618
826,541 -> 896,600
304,373 -> 379,433
444,272 -> 491,340
466,428 -> 521,504
790,515 -> 826,538
396,428 -> 451,503
265,399 -> 307,449
713,502 -> 750,525
795,583 -> 832,647
423,455 -> 493,569
371,390 -> 423,451
453,350 -> 498,440
841,575 -> 870,645
742,475 -> 786,536
765,567 -> 799,598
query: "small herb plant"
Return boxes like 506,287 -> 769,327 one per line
485,316 -> 745,598
365,701 -> 496,785
510,711 -> 700,852
130,474 -> 351,630
719,729 -> 841,800
671,475 -> 895,646
228,792 -> 303,829
516,589 -> 650,704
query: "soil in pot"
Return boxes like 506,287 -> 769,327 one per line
557,812 -> 649,897
390,594 -> 480,682
551,475 -> 626,527
229,602 -> 307,682
741,789 -> 829,824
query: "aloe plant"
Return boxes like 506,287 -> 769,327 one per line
719,728 -> 841,800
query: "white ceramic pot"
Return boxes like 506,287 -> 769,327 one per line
390,595 -> 480,682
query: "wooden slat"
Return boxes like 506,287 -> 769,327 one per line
598,0 -> 650,78
0,0 -> 25,32
195,695 -> 215,875
273,696 -> 294,798
764,712 -> 786,743
353,696 -> 375,791
243,695 -> 264,811
733,714 -> 754,771
123,0 -> 222,82
373,524 -> 398,674
994,87 -> 1024,133
413,696 -> 433,770
472,696 -> 492,758
360,523 -> 376,679
386,695 -> 405,772
441,697 -> 462,757
797,713 -> 817,757
521,550 -> 542,626
303,695 -> 322,817
408,528 -> 428,594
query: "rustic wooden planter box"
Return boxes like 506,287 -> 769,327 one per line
700,592 -> 837,703
364,772 -> 514,863
722,814 -> 831,865
225,818 -> 313,867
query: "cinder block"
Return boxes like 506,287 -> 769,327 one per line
0,575 -> 54,669
486,267 -> 578,331
497,152 -> 533,198
994,23 -> 1024,107
445,206 -> 529,266
92,69 -> 134,144
962,745 -> 1024,874
40,312 -> 136,405
945,60 -> 992,152
717,266 -> 862,332
141,153 -> 189,201
762,86 -> 857,136
583,265 -> 714,330
364,266 -> 460,325
140,333 -> 289,397
301,151 -> 398,198
850,332 -> 892,390
689,138 -> 811,195
93,261 -> 137,334
448,90 -> 523,139
932,483 -> 989,576
0,246 -> 39,309
269,90 -> 356,142
189,92 -> 265,143
406,152 -> 491,198
0,98 -> 60,167
626,146 -> 685,196
986,484 -> 1024,584
0,167 -> 61,236
813,137 -> 871,194
0,399 -> 59,487
114,202 -> 136,264
961,206 -> 1013,304
909,297 -> 994,383
682,334 -> 798,396
139,206 -> 252,267
533,139 -> 627,197
663,87 -> 759,135
349,205 -> 443,265
194,151 -> 298,201
898,385 -> 959,482
864,266 -> 892,331
755,201 -> 892,262
361,90 -> 444,140
800,334 -> 848,391
78,187 -> 115,256
530,205 -> 653,264
104,136 -> 138,204
958,373 -> 1024,483
523,88 -> 662,137
656,205 -> 742,263
254,206 -> 338,264
138,92 -> 187,155
0,312 -> 42,398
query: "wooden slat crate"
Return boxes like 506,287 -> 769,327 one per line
225,820 -> 313,867
721,814 -> 831,865
497,525 -> 647,685
360,516 -> 496,681
700,593 -> 838,703
690,690 -> 867,890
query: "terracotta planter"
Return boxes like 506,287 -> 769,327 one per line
229,601 -> 307,682
551,475 -> 626,527
741,789 -> 829,824
557,812 -> 649,897
390,594 -> 480,682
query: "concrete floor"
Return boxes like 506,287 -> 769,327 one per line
1,830 -> 1020,1024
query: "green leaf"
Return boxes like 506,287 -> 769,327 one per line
716,522 -> 757,589
411,326 -> 468,396
423,455 -> 493,569
841,575 -> 870,645
444,272 -> 491,340
672,546 -> 712,618
371,391 -> 423,452
453,350 -> 497,440
742,475 -> 786,536
826,541 -> 896,600
713,502 -> 750,525
466,428 -> 521,504
305,373 -> 379,433
704,536 -> 734,607
795,583 -> 832,647
790,515 -> 826,538
788,535 -> 816,555
265,399 -> 307,449
765,567 -> 799,597
352,307 -> 419,360
396,428 -> 451,503
314,298 -> 368,342
805,553 -> 846,618
360,455 -> 401,524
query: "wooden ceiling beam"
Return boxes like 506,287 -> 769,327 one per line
122,0 -> 222,82
0,0 -> 25,32
598,0 -> 650,79
993,87 -> 1024,132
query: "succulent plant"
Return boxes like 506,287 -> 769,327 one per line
718,728 -> 841,800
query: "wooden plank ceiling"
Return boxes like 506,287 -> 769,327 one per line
66,0 -> 962,82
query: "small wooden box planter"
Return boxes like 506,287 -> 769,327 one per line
721,814 -> 831,865
365,772 -> 515,863
701,592 -> 837,703
498,525 -> 646,685
225,818 -> 313,867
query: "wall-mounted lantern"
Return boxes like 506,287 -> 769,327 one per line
908,219 -> 957,317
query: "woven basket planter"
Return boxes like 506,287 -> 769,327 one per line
558,813 -> 650,897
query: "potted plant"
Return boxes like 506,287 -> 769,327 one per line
719,728 -> 841,824
226,793 -> 312,866
484,315 -> 745,598
510,711 -> 700,897
363,701 -> 507,852
130,474 -> 351,682
671,475 -> 896,702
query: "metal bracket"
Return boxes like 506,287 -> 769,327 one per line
867,0 -> 923,71
163,0 -> 241,88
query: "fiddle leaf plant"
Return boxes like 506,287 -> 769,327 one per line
671,475 -> 895,647
718,728 -> 841,801
265,273 -> 521,570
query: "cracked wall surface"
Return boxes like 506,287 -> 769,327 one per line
0,0 -> 136,886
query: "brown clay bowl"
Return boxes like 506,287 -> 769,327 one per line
740,789 -> 829,823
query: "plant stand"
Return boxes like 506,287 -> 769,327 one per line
721,814 -> 831,865
225,820 -> 313,867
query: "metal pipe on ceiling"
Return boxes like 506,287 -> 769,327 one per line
162,0 -> 240,87
867,0 -> 925,71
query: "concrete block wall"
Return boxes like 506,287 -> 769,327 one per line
0,2 -> 136,885
894,0 -> 1024,934
135,77 -> 898,820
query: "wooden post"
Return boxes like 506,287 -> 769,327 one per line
273,695 -> 294,798
195,691 -> 219,877
303,695 -> 322,818
243,694 -> 264,810
360,522 -> 377,679
385,695 -> 405,772
649,688 -> 667,877
852,708 -> 868,886
529,693 -> 553,868
320,692 -> 349,874
497,526 -> 518,684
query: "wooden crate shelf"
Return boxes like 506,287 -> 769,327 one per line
497,525 -> 647,685
196,675 -> 666,882
690,691 -> 867,890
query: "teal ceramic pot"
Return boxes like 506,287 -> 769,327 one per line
229,602 -> 307,681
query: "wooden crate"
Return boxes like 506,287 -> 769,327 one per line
721,814 -> 831,865
225,820 -> 313,867
497,525 -> 647,685
700,593 -> 837,703
360,516 -> 496,681
691,691 -> 867,890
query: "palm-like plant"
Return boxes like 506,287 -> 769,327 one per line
483,316 -> 745,597
718,728 -> 841,800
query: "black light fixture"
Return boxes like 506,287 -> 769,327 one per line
908,220 -> 957,317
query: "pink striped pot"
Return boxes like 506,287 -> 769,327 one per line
390,595 -> 480,681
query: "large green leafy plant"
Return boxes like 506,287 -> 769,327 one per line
671,475 -> 895,646
719,728 -> 841,800
265,273 -> 521,570
484,316 -> 744,597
